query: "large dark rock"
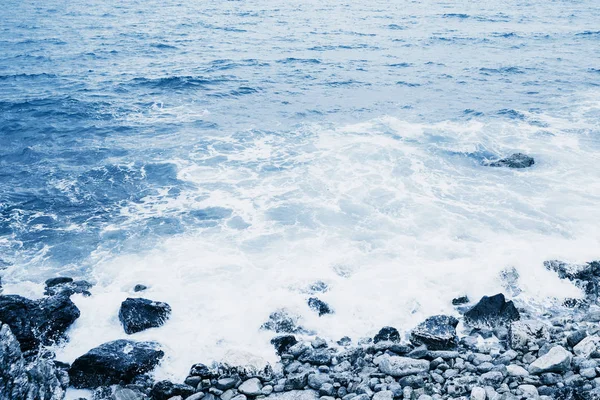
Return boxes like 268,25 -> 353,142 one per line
307,297 -> 333,316
0,294 -> 80,351
486,153 -> 535,169
68,339 -> 164,388
464,293 -> 520,328
151,380 -> 195,400
410,315 -> 459,350
0,323 -> 67,400
44,277 -> 92,297
188,363 -> 215,379
271,335 -> 298,355
119,298 -> 172,334
373,326 -> 400,344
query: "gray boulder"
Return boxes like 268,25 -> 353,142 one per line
410,315 -> 458,350
529,346 -> 572,374
508,320 -> 549,351
486,153 -> 535,168
375,354 -> 430,377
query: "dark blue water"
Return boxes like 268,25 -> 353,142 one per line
2,0 -> 600,380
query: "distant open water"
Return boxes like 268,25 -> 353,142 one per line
1,0 -> 600,384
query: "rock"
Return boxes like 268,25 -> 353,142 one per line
470,387 -> 486,400
261,310 -> 307,334
262,386 -> 274,396
0,294 -> 80,351
508,320 -> 549,351
318,383 -> 335,397
373,327 -> 400,344
544,260 -> 600,281
337,336 -> 351,346
238,378 -> 263,396
185,394 -> 205,400
567,329 -> 587,348
150,381 -> 195,400
529,346 -> 572,374
410,315 -> 458,350
119,297 -> 172,334
285,371 -> 311,390
308,298 -> 333,316
113,387 -> 144,400
519,384 -> 539,399
188,363 -> 214,379
307,373 -> 332,390
271,335 -> 298,355
479,370 -> 504,385
44,277 -> 92,297
266,390 -> 319,400
298,349 -> 332,365
69,339 -> 164,388
452,296 -> 469,305
463,293 -> 520,328
230,396 -> 246,400
216,377 -> 239,391
574,336 -> 600,358
0,323 -> 67,400
506,364 -> 529,377
376,354 -> 430,377
486,153 -> 535,168
134,284 -> 148,292
311,337 -> 327,349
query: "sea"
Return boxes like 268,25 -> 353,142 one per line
1,0 -> 600,387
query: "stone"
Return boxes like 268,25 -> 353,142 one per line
238,378 -> 263,396
298,349 -> 332,365
506,364 -> 529,377
470,386 -> 486,400
261,310 -> 307,334
186,394 -> 205,400
410,315 -> 458,350
375,354 -> 430,377
508,320 -> 550,351
271,335 -> 298,355
311,337 -> 327,349
0,323 -> 67,400
452,296 -> 469,305
189,363 -> 214,378
529,346 -> 572,374
486,153 -> 535,169
574,336 -> 600,358
285,371 -> 311,390
479,371 -> 504,386
216,377 -> 239,391
231,395 -> 247,400
337,336 -> 351,346
69,339 -> 164,388
308,298 -> 333,316
567,330 -> 587,348
266,390 -> 319,400
518,384 -> 539,399
319,383 -> 335,397
113,387 -> 144,400
134,284 -> 148,292
261,386 -> 274,396
308,373 -> 332,390
119,297 -> 172,334
0,293 -> 80,351
373,327 -> 400,344
44,277 -> 92,297
581,368 -> 597,379
464,294 -> 520,328
151,381 -> 195,400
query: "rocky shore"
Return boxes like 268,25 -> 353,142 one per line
2,259 -> 600,400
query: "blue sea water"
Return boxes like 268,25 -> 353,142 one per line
1,0 -> 600,381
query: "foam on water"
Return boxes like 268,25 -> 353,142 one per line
30,94 -> 597,381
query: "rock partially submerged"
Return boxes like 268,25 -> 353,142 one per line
119,297 -> 172,334
485,153 -> 535,169
0,294 -> 80,351
464,293 -> 520,328
307,298 -> 333,316
410,315 -> 459,350
44,277 -> 92,297
69,339 -> 164,388
261,310 -> 310,334
373,326 -> 400,344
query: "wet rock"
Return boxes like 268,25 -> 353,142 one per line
375,354 -> 430,377
271,335 -> 298,355
188,363 -> 214,379
134,284 -> 148,292
69,339 -> 164,388
307,373 -> 332,390
119,297 -> 172,334
452,296 -> 469,305
261,310 -> 307,334
267,390 -> 319,400
0,323 -> 67,400
373,327 -> 400,344
574,336 -> 600,358
284,371 -> 311,390
567,329 -> 587,348
112,386 -> 145,400
508,320 -> 550,351
298,349 -> 332,365
464,293 -> 520,328
470,387 -> 486,400
238,378 -> 263,396
307,298 -> 333,316
486,153 -> 535,168
529,346 -> 572,374
410,315 -> 458,350
44,277 -> 92,297
506,364 -> 529,377
0,293 -> 80,351
216,377 -> 239,391
151,381 -> 195,400
337,336 -> 351,346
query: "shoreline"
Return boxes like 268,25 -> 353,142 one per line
2,260 -> 600,400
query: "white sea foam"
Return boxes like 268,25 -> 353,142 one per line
43,96 -> 600,383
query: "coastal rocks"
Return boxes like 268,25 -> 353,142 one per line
508,320 -> 550,351
0,323 -> 67,400
375,354 -> 430,377
119,298 -> 172,334
545,260 -> 600,299
150,380 -> 195,400
410,315 -> 459,350
573,336 -> 600,358
271,335 -> 298,355
297,349 -> 332,365
463,293 -> 520,328
134,284 -> 148,292
238,378 -> 263,396
44,277 -> 92,297
261,310 -> 307,334
373,327 -> 400,344
485,153 -> 535,168
69,339 -> 164,388
529,346 -> 572,374
267,390 -> 319,400
0,293 -> 80,351
307,298 -> 333,316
